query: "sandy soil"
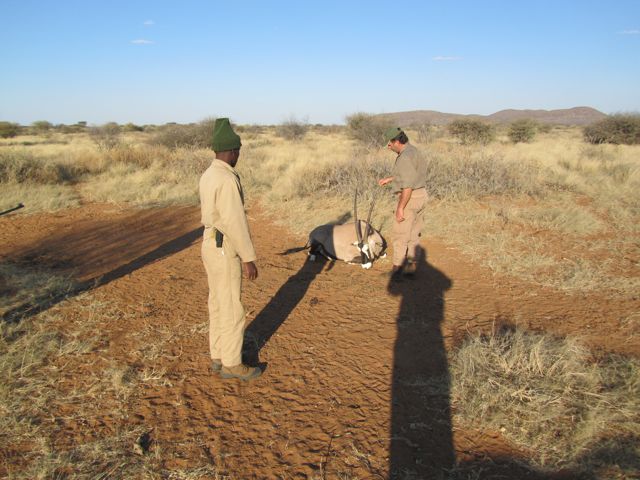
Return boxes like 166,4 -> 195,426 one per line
1,203 -> 638,479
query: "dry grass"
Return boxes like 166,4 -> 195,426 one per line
1,126 -> 638,293
450,327 -> 640,477
0,265 -> 226,478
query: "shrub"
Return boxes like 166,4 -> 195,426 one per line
0,121 -> 20,138
149,118 -> 217,149
425,151 -> 543,199
31,120 -> 52,133
345,112 -> 393,147
275,117 -> 309,141
448,119 -> 495,145
508,119 -> 538,143
89,122 -> 122,150
122,122 -> 144,132
583,114 -> 640,145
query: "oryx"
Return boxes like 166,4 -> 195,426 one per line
305,189 -> 387,269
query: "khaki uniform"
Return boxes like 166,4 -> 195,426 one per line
199,160 -> 256,367
390,143 -> 428,266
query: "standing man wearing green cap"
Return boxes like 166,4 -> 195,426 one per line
378,127 -> 428,280
199,118 -> 261,381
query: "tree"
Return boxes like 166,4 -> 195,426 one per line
0,121 -> 20,138
508,119 -> 538,143
448,119 -> 495,145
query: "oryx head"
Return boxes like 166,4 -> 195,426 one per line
353,188 -> 386,269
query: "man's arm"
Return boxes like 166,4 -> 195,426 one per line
217,177 -> 258,263
395,188 -> 412,222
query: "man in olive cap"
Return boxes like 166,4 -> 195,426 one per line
199,118 -> 261,381
378,127 -> 428,280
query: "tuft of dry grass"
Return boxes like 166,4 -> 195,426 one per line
450,327 -> 640,476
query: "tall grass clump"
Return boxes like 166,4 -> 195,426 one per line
424,148 -> 544,199
451,327 -> 640,475
583,114 -> 640,145
0,149 -> 89,184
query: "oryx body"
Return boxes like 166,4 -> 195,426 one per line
309,220 -> 386,268
306,189 -> 386,269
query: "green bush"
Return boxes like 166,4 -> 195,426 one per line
583,114 -> 640,145
508,119 -> 538,143
345,112 -> 393,147
0,122 -> 20,139
448,119 -> 495,145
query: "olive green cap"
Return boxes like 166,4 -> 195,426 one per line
211,118 -> 241,152
383,126 -> 404,144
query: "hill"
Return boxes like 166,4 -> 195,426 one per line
377,106 -> 607,126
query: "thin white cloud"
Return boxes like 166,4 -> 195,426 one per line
433,56 -> 462,61
144,20 -> 155,26
131,39 -> 154,45
619,29 -> 639,35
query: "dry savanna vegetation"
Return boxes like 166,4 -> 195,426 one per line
1,116 -> 639,479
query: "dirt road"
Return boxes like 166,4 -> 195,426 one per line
2,203 -> 638,478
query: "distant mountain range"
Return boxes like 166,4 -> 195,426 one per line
376,106 -> 607,126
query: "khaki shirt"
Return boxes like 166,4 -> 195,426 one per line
199,159 -> 257,262
391,143 -> 427,193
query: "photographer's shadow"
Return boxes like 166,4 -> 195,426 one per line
387,246 -> 454,479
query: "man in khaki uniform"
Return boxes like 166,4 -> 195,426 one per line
378,127 -> 428,280
199,118 -> 261,381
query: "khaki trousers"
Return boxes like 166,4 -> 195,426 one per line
392,188 -> 427,266
201,232 -> 245,366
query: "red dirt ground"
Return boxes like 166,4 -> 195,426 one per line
1,202 -> 638,479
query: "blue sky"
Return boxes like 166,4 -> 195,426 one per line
1,0 -> 638,125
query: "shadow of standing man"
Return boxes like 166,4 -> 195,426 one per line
244,256 -> 329,367
387,245 -> 455,479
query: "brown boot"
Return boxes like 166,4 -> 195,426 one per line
403,259 -> 416,277
210,359 -> 222,373
220,363 -> 262,381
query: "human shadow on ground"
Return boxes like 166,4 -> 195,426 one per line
243,256 -> 329,367
3,225 -> 202,323
387,245 -> 455,479
386,246 -> 607,480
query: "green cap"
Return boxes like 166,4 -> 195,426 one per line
211,118 -> 241,152
383,126 -> 403,144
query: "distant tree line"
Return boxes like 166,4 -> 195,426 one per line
2,114 -> 639,147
